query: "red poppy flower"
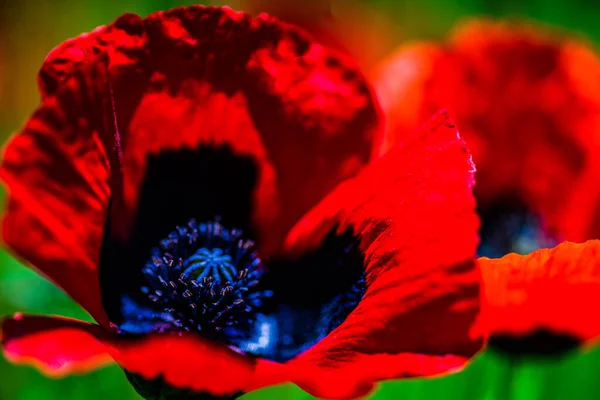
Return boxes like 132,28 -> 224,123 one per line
374,18 -> 600,255
372,18 -> 600,354
0,6 -> 483,400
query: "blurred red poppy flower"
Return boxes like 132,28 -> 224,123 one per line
374,18 -> 600,255
0,6 -> 483,400
373,19 -> 600,354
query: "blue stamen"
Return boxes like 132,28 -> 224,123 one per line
125,219 -> 272,340
118,220 -> 367,364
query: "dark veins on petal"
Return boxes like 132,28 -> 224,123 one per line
101,145 -> 366,364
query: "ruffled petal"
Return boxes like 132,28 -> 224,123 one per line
1,61 -> 113,326
1,315 -> 113,376
283,110 -> 482,392
37,5 -> 380,255
478,240 -> 600,343
1,315 -> 288,398
372,18 -> 600,242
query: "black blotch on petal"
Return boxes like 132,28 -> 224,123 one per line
488,330 -> 582,358
100,145 -> 259,324
238,227 -> 366,362
258,228 -> 365,312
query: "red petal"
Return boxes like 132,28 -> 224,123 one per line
1,314 -> 467,399
2,315 -> 112,376
2,315 -> 288,397
1,62 -> 113,326
290,353 -> 469,400
37,5 -> 381,255
478,240 -> 600,342
372,19 -> 600,241
284,111 -> 482,384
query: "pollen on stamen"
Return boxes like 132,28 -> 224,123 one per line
133,219 -> 273,341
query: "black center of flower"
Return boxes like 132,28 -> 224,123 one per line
120,219 -> 272,342
115,218 -> 366,363
99,146 -> 366,399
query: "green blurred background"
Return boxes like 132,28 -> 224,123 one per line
1,0 -> 600,399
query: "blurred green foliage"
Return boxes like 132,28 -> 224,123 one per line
1,0 -> 600,399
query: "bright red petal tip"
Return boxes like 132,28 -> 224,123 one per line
1,315 -> 112,377
1,315 -> 288,396
284,110 -> 482,392
478,240 -> 600,342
